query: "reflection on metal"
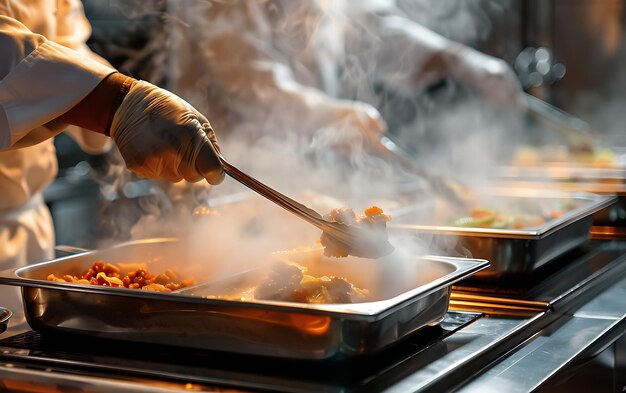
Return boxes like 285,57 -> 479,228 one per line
573,273 -> 626,320
0,238 -> 487,359
391,191 -> 614,279
0,308 -> 10,335
0,362 -> 215,393
449,292 -> 549,317
0,240 -> 624,392
0,312 -> 505,393
460,275 -> 626,393
384,314 -> 548,393
449,300 -> 547,318
459,316 -> 623,393
591,226 -> 626,240
616,335 -> 626,393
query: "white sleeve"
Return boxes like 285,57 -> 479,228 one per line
0,15 -> 115,150
343,1 -> 451,94
174,1 -> 337,130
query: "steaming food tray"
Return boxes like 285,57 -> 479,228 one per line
494,164 -> 626,227
389,191 -> 615,279
0,238 -> 487,359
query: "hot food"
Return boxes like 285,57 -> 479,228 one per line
206,261 -> 370,304
451,204 -> 571,229
47,261 -> 196,292
320,206 -> 392,258
255,261 -> 370,303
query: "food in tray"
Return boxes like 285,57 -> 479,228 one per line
206,261 -> 370,304
47,261 -> 196,292
320,206 -> 392,258
514,146 -> 617,167
451,206 -> 568,229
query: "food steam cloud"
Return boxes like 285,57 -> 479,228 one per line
98,0 -> 538,285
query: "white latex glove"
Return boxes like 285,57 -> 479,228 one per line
110,80 -> 224,184
445,45 -> 525,108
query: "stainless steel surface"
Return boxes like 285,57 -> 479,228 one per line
459,273 -> 626,393
0,307 -> 10,334
573,271 -> 626,320
0,238 -> 487,359
543,244 -> 626,315
459,316 -> 623,393
0,241 -> 623,392
449,292 -> 549,317
617,335 -> 626,393
381,314 -> 549,393
219,155 -> 394,258
0,308 -> 9,325
451,240 -> 626,318
390,191 -> 614,278
0,308 -> 545,393
0,363 -> 218,393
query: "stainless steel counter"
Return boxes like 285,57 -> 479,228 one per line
0,241 -> 624,392
0,310 -> 546,393
459,274 -> 626,393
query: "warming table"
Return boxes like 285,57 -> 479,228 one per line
0,241 -> 624,392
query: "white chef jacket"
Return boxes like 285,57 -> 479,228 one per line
0,0 -> 116,310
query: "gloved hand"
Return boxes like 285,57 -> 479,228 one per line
110,80 -> 224,184
366,15 -> 524,108
316,99 -> 388,154
445,45 -> 525,108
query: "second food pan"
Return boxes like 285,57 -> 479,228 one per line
495,164 -> 626,228
0,238 -> 487,359
389,190 -> 615,279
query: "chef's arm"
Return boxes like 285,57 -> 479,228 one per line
201,34 -> 386,152
55,71 -> 128,135
193,1 -> 384,135
0,15 -> 223,183
203,30 -> 342,129
346,1 -> 523,106
0,15 -> 115,150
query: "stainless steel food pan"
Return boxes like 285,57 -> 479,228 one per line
0,238 -> 487,359
494,165 -> 626,227
389,191 -> 615,279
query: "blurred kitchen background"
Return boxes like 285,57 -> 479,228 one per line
49,0 -> 626,248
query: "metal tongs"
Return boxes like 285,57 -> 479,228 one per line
525,94 -> 595,153
372,135 -> 471,211
212,155 -> 395,259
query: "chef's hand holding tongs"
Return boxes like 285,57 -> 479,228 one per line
445,44 -> 595,152
110,80 -> 225,185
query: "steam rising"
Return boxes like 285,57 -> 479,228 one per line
97,0 -> 530,285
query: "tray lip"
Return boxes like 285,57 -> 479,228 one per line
0,239 -> 489,322
496,163 -> 626,180
389,191 -> 616,239
492,180 -> 626,196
